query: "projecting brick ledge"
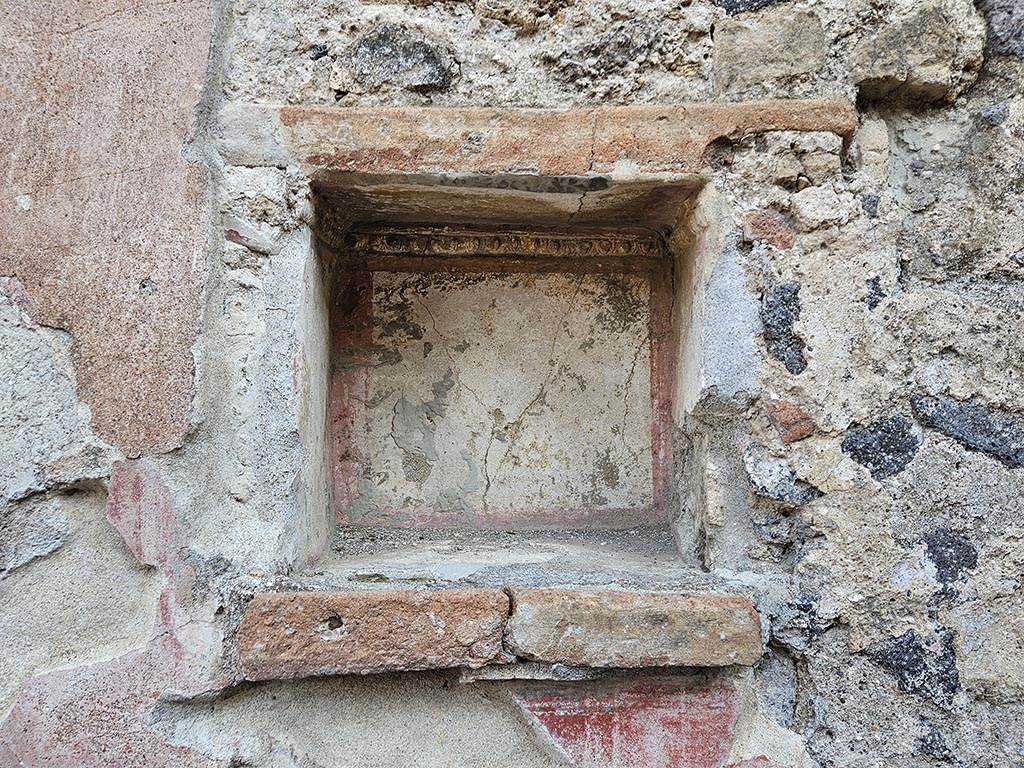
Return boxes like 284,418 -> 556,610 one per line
239,589 -> 511,680
505,589 -> 763,668
221,100 -> 855,177
237,588 -> 763,680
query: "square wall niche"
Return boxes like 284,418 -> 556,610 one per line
313,172 -> 704,544
234,103 -> 856,682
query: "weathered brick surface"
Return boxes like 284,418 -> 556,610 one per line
239,589 -> 511,679
271,100 -> 856,177
766,400 -> 816,443
743,211 -> 797,250
506,589 -> 763,668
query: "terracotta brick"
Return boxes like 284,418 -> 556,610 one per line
506,589 -> 763,668
766,400 -> 816,443
742,211 -> 797,250
238,589 -> 511,680
271,100 -> 856,178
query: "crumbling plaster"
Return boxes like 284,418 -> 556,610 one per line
2,0 -> 1023,765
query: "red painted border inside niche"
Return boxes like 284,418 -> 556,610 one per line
328,243 -> 675,529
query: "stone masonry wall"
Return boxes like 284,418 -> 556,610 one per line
2,0 -> 1023,766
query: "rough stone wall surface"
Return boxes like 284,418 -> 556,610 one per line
2,0 -> 1023,767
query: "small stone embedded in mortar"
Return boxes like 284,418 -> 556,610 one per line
841,415 -> 922,480
346,25 -> 454,93
766,400 -> 815,444
760,282 -> 807,374
743,444 -> 821,506
910,394 -> 1024,469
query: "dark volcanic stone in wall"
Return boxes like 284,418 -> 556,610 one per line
973,101 -> 1010,126
910,394 -> 1024,468
866,629 -> 961,706
841,415 -> 921,479
715,0 -> 785,15
348,26 -> 452,92
914,719 -> 954,761
860,194 -> 880,219
771,595 -> 827,651
760,282 -> 806,374
923,529 -> 978,591
976,0 -> 1024,57
865,275 -> 885,308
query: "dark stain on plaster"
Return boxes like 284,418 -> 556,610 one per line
435,174 -> 611,195
910,394 -> 1024,468
596,448 -> 621,489
348,25 -> 453,92
841,415 -> 921,479
866,629 -> 961,706
375,347 -> 403,366
923,529 -> 978,594
760,282 -> 807,374
374,282 -> 428,367
594,276 -> 645,333
375,290 -> 425,346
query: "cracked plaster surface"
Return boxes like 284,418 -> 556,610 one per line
349,270 -> 656,525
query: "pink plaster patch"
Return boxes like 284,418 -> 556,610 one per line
108,459 -> 181,569
0,461 -> 226,766
0,274 -> 40,326
514,679 -> 742,768
726,758 -> 785,768
0,642 -> 218,767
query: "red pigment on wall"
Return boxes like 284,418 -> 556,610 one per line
515,679 -> 742,768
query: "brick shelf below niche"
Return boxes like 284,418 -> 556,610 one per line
237,586 -> 763,681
